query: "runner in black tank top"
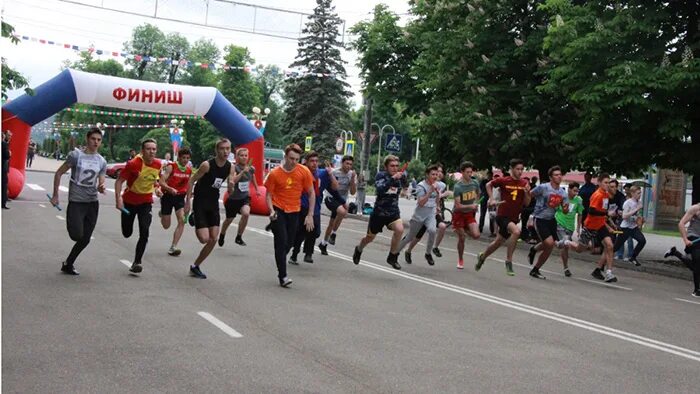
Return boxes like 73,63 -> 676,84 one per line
185,139 -> 233,279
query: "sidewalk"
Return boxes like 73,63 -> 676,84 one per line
330,204 -> 692,282
25,155 -> 63,173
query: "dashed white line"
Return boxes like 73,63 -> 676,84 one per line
106,188 -> 115,193
197,311 -> 243,338
56,215 -> 65,221
26,183 -> 45,191
119,259 -> 131,268
38,204 -> 47,208
675,298 -> 700,306
58,186 -> 69,192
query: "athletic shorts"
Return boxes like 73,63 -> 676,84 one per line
324,196 -> 343,219
193,199 -> 220,229
368,213 -> 402,235
556,224 -> 574,242
224,197 -> 250,219
416,214 -> 443,238
452,211 -> 476,230
160,193 -> 185,216
534,217 -> 559,241
580,226 -> 611,248
495,216 -> 517,239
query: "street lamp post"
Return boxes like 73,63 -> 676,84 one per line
375,124 -> 396,173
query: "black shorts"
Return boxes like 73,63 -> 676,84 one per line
324,196 -> 343,219
534,217 -> 559,241
580,226 -> 612,248
495,216 -> 517,239
416,215 -> 442,239
160,193 -> 185,216
66,201 -> 99,242
368,213 -> 402,235
224,197 -> 250,219
193,199 -> 220,229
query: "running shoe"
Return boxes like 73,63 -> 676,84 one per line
604,270 -> 617,283
130,262 -> 143,274
318,243 -> 328,255
190,265 -> 207,279
280,277 -> 293,288
218,233 -> 226,246
188,213 -> 195,227
564,268 -> 572,277
457,260 -> 464,270
329,233 -> 337,245
528,246 -> 537,265
663,247 -> 676,259
288,256 -> 299,265
475,253 -> 486,271
505,261 -> 515,276
425,254 -> 435,266
387,253 -> 401,270
529,268 -> 546,279
692,290 -> 700,298
591,268 -> 604,280
404,251 -> 413,264
60,262 -> 79,275
353,246 -> 362,265
168,246 -> 181,256
432,247 -> 442,258
628,257 -> 641,267
235,235 -> 246,246
303,254 -> 314,264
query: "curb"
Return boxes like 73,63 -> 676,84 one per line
331,212 -> 692,282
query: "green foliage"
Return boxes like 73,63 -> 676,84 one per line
1,21 -> 32,100
407,159 -> 426,181
141,128 -> 188,158
219,45 -> 261,112
122,24 -> 167,81
283,0 -> 352,157
180,38 -> 220,87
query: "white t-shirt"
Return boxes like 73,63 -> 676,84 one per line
621,198 -> 640,229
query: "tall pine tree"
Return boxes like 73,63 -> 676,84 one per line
283,0 -> 352,157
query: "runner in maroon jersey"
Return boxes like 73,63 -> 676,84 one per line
475,158 -> 531,276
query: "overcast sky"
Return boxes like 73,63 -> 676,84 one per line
2,0 -> 411,110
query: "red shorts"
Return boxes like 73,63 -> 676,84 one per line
452,211 -> 476,230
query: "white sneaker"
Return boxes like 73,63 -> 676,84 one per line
604,270 -> 618,283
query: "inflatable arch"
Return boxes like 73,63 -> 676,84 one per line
1,69 -> 269,214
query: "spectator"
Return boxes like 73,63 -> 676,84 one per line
613,186 -> 646,266
26,141 -> 36,168
479,170 -> 495,237
128,149 -> 137,160
521,176 -> 538,243
615,184 -> 635,260
2,130 -> 11,209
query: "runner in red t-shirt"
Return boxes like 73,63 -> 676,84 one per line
475,158 -> 531,276
158,147 -> 193,257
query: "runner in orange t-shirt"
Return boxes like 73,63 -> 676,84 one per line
114,139 -> 163,274
475,158 -> 531,276
578,173 -> 618,282
264,143 -> 315,287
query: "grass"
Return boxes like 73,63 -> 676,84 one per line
643,228 -> 680,238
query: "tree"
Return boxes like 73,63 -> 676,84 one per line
1,22 -> 32,100
163,33 -> 190,84
283,0 -> 352,158
122,24 -> 167,81
253,65 -> 285,146
219,45 -> 261,114
181,38 -> 220,87
540,0 -> 700,202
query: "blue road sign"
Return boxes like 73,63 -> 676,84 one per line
384,133 -> 402,153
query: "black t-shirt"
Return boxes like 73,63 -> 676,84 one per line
194,158 -> 231,203
373,171 -> 407,217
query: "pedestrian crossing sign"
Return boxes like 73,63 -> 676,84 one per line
344,140 -> 355,157
385,133 -> 402,153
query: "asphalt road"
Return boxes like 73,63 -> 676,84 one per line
2,171 -> 699,393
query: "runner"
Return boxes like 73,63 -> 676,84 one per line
158,147 -> 193,257
115,138 -> 163,274
664,203 -> 700,297
397,164 -> 442,266
219,147 -> 261,247
264,143 -> 315,287
553,182 -> 584,277
403,164 -> 449,263
352,155 -> 408,269
526,166 -> 569,279
612,186 -> 646,266
184,138 -> 234,279
289,151 -> 341,264
51,128 -> 107,275
578,173 -> 618,282
475,159 -> 530,276
451,161 -> 481,269
319,155 -> 356,253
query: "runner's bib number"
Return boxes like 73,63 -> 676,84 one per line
238,181 -> 250,192
77,157 -> 101,186
212,178 -> 224,189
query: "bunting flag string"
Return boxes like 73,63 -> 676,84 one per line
15,33 -> 338,79
62,107 -> 204,119
50,122 -> 170,129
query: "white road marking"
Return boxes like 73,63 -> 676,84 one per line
38,204 -> 46,208
197,311 -> 243,338
675,298 -> 700,306
58,186 -> 69,192
106,188 -> 115,193
119,259 -> 132,267
56,215 -> 65,221
26,183 -> 45,191
340,227 -> 632,290
247,225 -> 700,362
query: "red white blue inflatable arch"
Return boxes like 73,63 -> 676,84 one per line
1,69 -> 269,214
